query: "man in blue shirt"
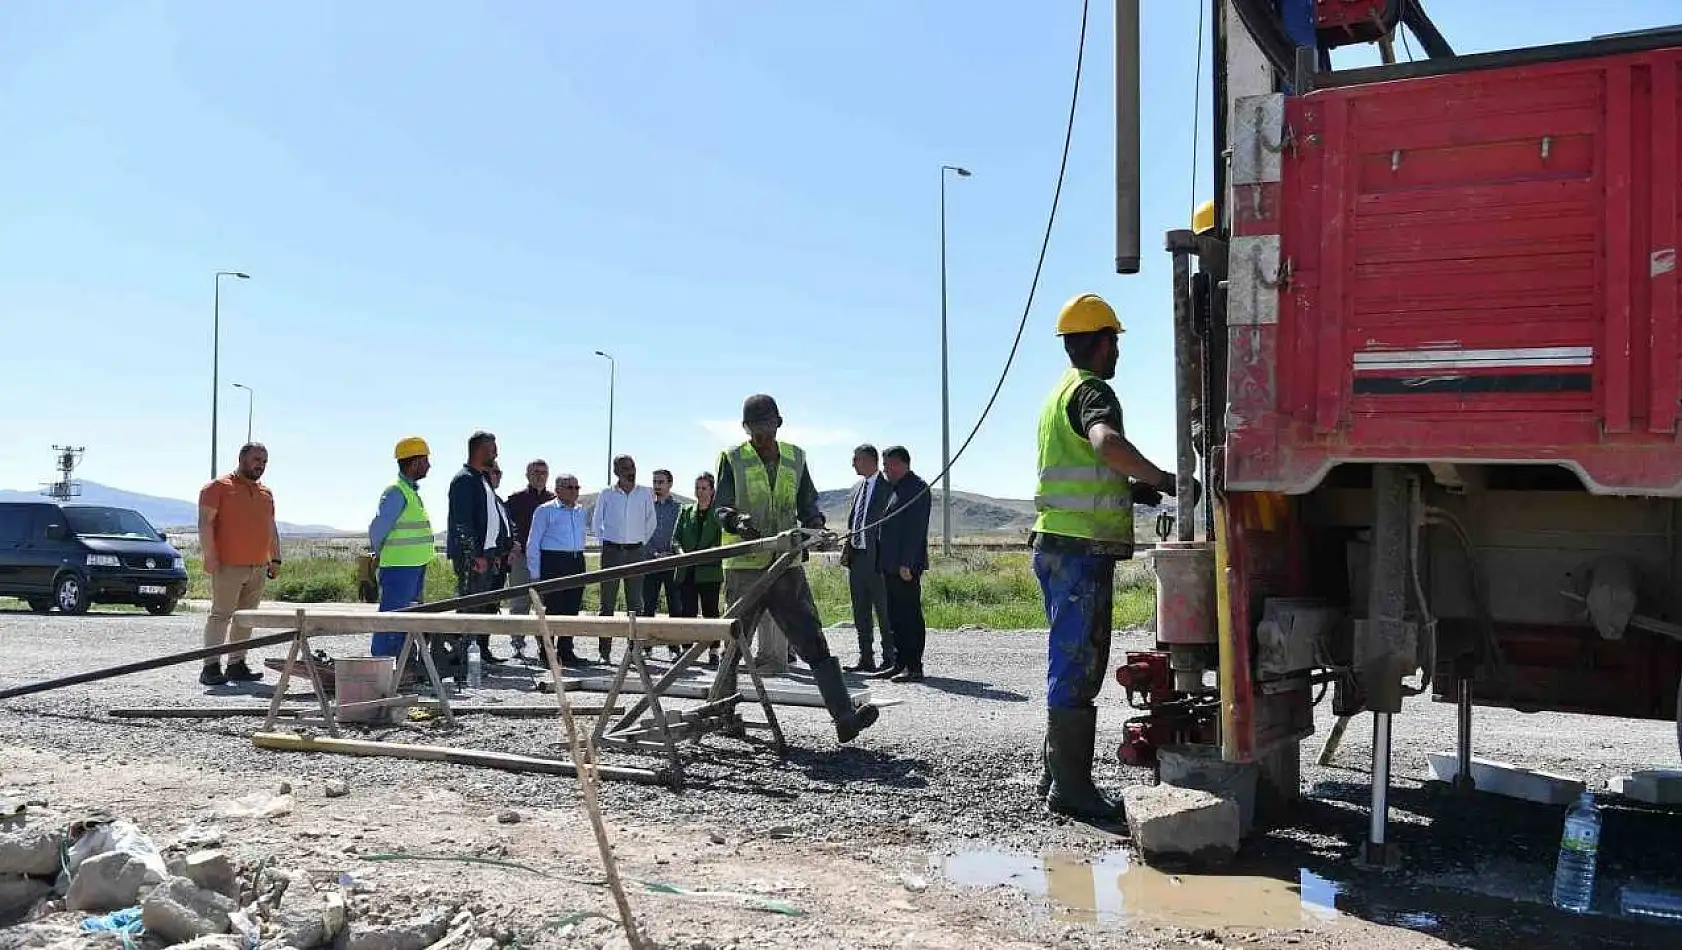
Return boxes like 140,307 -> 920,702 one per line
526,473 -> 591,667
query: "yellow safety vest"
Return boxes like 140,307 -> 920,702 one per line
378,480 -> 436,568
718,440 -> 805,570
1031,367 -> 1134,543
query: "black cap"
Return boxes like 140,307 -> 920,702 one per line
742,394 -> 780,424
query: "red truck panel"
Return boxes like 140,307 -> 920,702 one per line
1227,43 -> 1682,495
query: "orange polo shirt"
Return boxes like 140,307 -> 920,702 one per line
199,475 -> 275,566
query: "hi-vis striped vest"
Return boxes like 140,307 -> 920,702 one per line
377,480 -> 435,568
718,441 -> 804,570
1031,367 -> 1133,543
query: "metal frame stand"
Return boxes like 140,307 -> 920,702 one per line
261,608 -> 458,736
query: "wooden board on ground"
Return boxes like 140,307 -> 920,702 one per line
540,669 -> 868,709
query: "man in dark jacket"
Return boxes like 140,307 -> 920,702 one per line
873,445 -> 931,682
443,431 -> 512,679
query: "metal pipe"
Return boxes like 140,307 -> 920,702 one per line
1114,0 -> 1141,274
1169,238 -> 1197,542
1455,676 -> 1476,791
1369,711 -> 1392,852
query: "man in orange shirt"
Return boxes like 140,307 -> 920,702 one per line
198,442 -> 282,686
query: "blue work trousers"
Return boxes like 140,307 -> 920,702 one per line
1033,548 -> 1115,709
371,565 -> 427,657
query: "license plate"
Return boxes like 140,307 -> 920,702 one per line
138,585 -> 167,596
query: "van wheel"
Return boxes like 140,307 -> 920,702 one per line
144,599 -> 178,617
53,574 -> 90,616
25,597 -> 52,614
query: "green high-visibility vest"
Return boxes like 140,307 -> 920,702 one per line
378,480 -> 436,568
718,440 -> 805,570
1031,367 -> 1133,543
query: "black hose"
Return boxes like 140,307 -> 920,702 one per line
1402,1 -> 1455,59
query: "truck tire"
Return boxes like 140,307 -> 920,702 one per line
52,573 -> 90,616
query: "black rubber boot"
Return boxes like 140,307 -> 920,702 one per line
1045,706 -> 1125,823
812,656 -> 880,744
1036,735 -> 1052,799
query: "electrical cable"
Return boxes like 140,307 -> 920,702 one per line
845,0 -> 1091,540
1189,1 -> 1205,216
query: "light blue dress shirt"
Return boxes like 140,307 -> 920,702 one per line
526,501 -> 588,578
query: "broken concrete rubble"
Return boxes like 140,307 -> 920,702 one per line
180,849 -> 240,899
268,891 -> 348,950
141,875 -> 239,944
0,876 -> 51,921
1121,783 -> 1241,868
0,828 -> 63,878
340,906 -> 452,950
64,851 -> 164,913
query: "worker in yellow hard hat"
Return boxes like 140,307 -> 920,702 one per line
368,436 -> 434,657
1030,293 -> 1194,824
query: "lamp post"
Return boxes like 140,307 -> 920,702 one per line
231,383 -> 254,442
939,164 -> 971,557
593,350 -> 616,485
211,271 -> 251,479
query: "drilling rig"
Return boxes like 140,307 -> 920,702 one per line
1118,1 -> 1682,865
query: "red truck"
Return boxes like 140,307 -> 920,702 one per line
1115,1 -> 1682,864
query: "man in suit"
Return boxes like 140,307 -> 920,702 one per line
840,444 -> 894,672
444,430 -> 513,680
874,445 -> 931,683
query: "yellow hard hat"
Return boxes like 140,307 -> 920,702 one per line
394,436 -> 430,460
1192,199 -> 1216,234
1055,294 -> 1123,336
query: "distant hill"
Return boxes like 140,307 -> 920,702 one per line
0,481 -> 344,536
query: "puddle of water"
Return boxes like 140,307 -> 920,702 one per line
932,848 -> 1343,930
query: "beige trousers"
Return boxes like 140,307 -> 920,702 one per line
203,565 -> 268,662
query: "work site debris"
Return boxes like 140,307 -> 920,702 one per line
0,826 -> 62,877
141,874 -> 240,944
176,849 -> 239,900
210,784 -> 296,820
325,778 -> 352,799
65,850 -> 162,912
1121,783 -> 1241,868
339,905 -> 453,950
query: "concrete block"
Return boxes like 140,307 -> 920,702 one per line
141,875 -> 237,944
0,828 -> 62,877
65,851 -> 163,913
1121,783 -> 1241,867
181,849 -> 239,899
1608,769 -> 1682,804
1426,753 -> 1585,805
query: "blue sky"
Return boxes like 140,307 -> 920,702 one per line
2,2 -> 1675,531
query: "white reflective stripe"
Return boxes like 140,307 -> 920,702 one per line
1034,493 -> 1131,511
1352,346 -> 1593,372
1037,466 -> 1126,483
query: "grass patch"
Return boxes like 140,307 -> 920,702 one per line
182,549 -> 1156,631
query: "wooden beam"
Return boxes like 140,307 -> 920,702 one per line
232,609 -> 735,645
110,703 -> 621,719
251,732 -> 669,786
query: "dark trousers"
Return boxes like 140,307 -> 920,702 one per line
538,550 -> 586,660
715,566 -> 831,695
639,568 -> 680,618
679,576 -> 722,619
846,549 -> 894,663
884,571 -> 928,670
597,542 -> 645,656
447,557 -> 507,677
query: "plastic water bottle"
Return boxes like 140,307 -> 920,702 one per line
467,643 -> 483,689
1551,790 -> 1601,913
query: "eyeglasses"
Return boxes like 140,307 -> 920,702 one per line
558,485 -> 580,491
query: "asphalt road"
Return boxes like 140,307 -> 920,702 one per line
3,605 -> 1681,947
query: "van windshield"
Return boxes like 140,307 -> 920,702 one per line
65,506 -> 161,540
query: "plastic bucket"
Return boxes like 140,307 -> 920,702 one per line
334,657 -> 396,724
1149,541 -> 1216,645
1158,743 -> 1259,835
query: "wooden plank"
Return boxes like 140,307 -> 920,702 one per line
110,703 -> 621,719
232,609 -> 735,645
251,732 -> 669,786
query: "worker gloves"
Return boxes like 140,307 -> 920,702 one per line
719,509 -> 760,540
1155,472 -> 1204,510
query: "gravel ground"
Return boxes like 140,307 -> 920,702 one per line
3,604 -> 1682,948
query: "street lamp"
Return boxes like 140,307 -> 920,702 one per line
593,350 -> 616,485
231,383 -> 254,443
939,164 -> 971,557
211,271 -> 251,479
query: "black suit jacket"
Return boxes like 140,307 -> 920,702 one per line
446,465 -> 510,565
839,473 -> 891,569
878,471 -> 931,575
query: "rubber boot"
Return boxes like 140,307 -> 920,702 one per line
1036,736 -> 1052,799
812,656 -> 880,744
1045,706 -> 1125,823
